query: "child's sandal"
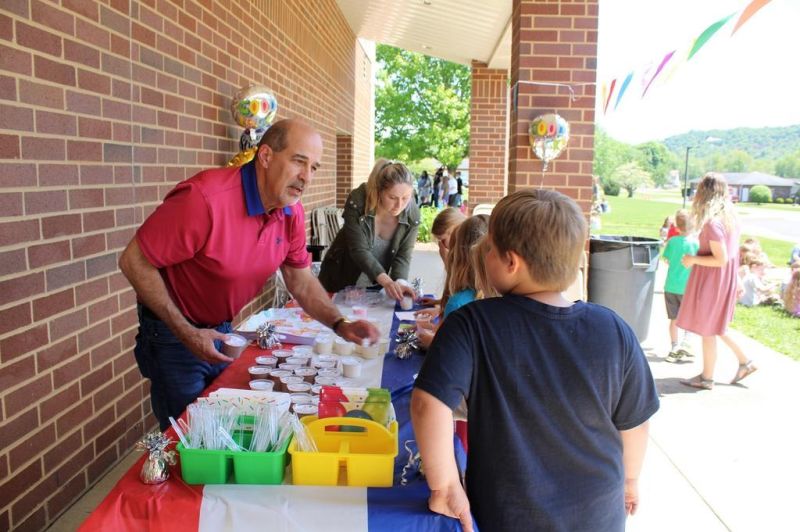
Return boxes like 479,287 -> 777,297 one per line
731,361 -> 758,384
680,375 -> 714,390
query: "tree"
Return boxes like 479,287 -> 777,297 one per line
719,149 -> 753,173
609,161 -> 652,198
635,141 -> 675,187
593,128 -> 637,184
775,150 -> 800,178
374,45 -> 471,169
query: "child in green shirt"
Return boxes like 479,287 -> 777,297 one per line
662,209 -> 700,363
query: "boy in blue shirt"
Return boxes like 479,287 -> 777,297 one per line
411,189 -> 659,532
662,209 -> 699,363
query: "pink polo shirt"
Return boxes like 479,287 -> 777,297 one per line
136,160 -> 310,325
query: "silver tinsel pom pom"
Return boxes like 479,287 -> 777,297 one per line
394,328 -> 420,360
136,432 -> 176,485
411,277 -> 423,298
257,322 -> 282,349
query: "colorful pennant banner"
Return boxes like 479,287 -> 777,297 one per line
601,0 -> 773,115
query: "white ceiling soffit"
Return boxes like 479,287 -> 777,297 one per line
336,0 -> 512,70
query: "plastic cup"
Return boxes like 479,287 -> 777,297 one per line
278,363 -> 301,372
221,334 -> 248,359
290,393 -> 313,405
249,379 -> 274,391
272,349 -> 293,361
314,335 -> 334,354
248,366 -> 272,378
293,403 -> 318,418
315,376 -> 337,386
287,382 -> 312,394
333,338 -> 354,355
294,367 -> 317,383
286,356 -> 309,366
268,369 -> 292,385
254,355 -> 278,367
356,343 -> 381,359
292,345 -> 314,357
341,357 -> 363,378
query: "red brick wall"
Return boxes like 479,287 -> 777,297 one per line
509,0 -> 597,216
336,134 -> 353,206
0,0 -> 370,529
469,60 -> 508,208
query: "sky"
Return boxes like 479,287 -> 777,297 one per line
596,0 -> 800,144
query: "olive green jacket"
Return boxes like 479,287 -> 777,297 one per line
318,184 -> 420,292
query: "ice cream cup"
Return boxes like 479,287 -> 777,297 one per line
221,334 -> 248,359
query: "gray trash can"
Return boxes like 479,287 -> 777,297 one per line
588,236 -> 660,341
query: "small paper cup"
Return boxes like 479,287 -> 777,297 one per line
291,345 -> 314,357
254,355 -> 278,367
333,338 -> 354,355
221,334 -> 248,359
293,403 -> 318,417
400,296 -> 414,311
313,335 -> 334,354
249,379 -> 274,391
341,356 -> 363,378
248,365 -> 272,378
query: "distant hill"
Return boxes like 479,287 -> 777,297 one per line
663,125 -> 800,160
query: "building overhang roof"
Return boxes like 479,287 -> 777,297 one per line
336,0 -> 511,69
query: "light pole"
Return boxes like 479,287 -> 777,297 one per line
682,146 -> 693,208
682,136 -> 721,208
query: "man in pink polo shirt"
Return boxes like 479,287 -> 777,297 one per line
119,119 -> 378,430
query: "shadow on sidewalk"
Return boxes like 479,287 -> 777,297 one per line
655,377 -> 707,396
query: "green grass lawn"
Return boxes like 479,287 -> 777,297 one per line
599,194 -> 797,358
731,305 -> 800,360
600,196 -> 794,265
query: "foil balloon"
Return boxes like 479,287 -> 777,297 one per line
228,84 -> 278,167
528,113 -> 570,172
231,84 -> 277,131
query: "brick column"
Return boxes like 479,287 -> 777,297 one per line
469,61 -> 508,209
509,0 -> 597,216
336,135 -> 353,207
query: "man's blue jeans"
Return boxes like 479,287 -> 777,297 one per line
134,305 -> 231,431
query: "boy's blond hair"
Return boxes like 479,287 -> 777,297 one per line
674,209 -> 691,233
472,236 -> 498,299
441,214 -> 489,311
490,189 -> 587,291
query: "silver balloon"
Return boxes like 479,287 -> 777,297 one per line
529,113 -> 570,171
230,84 -> 278,131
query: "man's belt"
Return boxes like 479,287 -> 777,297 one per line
138,304 -> 224,329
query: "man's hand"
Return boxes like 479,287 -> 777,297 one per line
429,483 -> 473,532
176,326 -> 233,364
624,478 -> 639,515
337,319 -> 380,345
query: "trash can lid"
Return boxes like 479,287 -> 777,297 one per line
590,235 -> 660,253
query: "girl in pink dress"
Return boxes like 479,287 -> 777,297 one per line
676,173 -> 757,390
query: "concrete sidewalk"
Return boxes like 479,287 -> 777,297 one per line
409,243 -> 800,532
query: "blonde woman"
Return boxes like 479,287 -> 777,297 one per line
677,173 -> 756,390
318,158 -> 419,301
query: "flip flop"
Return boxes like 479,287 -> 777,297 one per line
731,361 -> 758,385
680,374 -> 714,390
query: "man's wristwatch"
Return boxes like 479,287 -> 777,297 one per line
331,316 -> 352,333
